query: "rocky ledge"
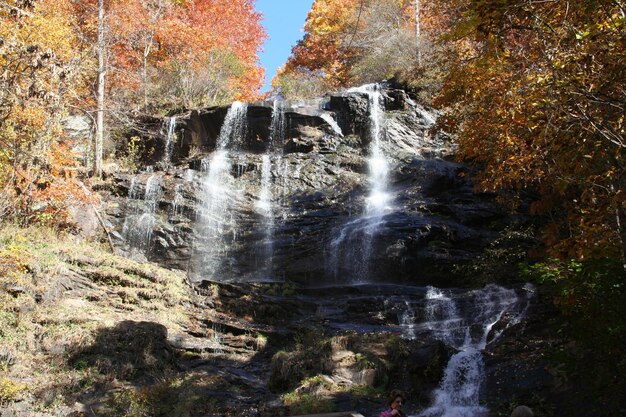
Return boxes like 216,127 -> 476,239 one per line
100,85 -> 529,287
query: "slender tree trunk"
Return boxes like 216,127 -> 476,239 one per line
415,0 -> 421,65
95,0 -> 106,178
143,41 -> 152,108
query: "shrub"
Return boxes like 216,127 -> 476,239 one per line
0,378 -> 26,404
271,68 -> 333,100
523,258 -> 626,415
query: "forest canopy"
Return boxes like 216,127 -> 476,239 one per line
0,0 -> 266,224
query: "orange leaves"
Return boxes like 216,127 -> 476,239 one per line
101,0 -> 266,104
439,0 -> 626,262
281,0 -> 364,86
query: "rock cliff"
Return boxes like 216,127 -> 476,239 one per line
104,85 -> 518,288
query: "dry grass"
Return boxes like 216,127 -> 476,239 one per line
0,224 -> 196,415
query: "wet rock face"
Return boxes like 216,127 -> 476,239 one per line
105,86 -> 513,286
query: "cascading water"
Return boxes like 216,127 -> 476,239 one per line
360,86 -> 392,217
270,98 -> 286,146
252,98 -> 287,280
400,300 -> 417,340
329,84 -> 392,282
162,116 -> 176,168
255,154 -> 275,278
121,172 -> 162,251
171,184 -> 184,216
414,284 -> 532,417
193,101 -> 247,281
319,112 -> 343,137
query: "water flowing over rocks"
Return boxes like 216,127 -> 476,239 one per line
69,84 -> 562,417
104,85 -> 512,287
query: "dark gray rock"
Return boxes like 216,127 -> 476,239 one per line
105,86 -> 520,287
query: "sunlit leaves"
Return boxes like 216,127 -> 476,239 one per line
436,0 -> 626,261
1,0 -> 266,226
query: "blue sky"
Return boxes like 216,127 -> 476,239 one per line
256,0 -> 315,93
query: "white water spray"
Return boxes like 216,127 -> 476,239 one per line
171,183 -> 184,216
415,285 -> 531,417
319,112 -> 343,136
358,85 -> 392,216
162,116 -> 176,167
122,173 -> 162,251
195,102 -> 247,280
329,84 -> 393,282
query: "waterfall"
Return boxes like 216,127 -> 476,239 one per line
251,99 -> 288,279
269,98 -> 286,149
415,285 -> 532,417
171,183 -> 184,216
194,101 -> 247,280
329,84 -> 392,282
217,101 -> 247,149
121,173 -> 162,251
400,300 -> 417,340
185,168 -> 195,182
319,112 -> 343,136
255,154 -> 275,278
424,287 -> 465,347
162,116 -> 176,168
360,85 -> 392,217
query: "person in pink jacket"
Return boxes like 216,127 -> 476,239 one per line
379,389 -> 407,417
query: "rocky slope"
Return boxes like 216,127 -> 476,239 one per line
1,85 -> 567,417
0,229 -> 556,417
102,85 -> 521,288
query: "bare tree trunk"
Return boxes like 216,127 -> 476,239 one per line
415,0 -> 421,65
143,41 -> 152,108
95,0 -> 106,178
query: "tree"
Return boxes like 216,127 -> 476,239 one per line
279,0 -> 361,89
95,0 -> 105,178
275,0 -> 429,95
0,0 -> 93,224
415,0 -> 420,63
436,0 -> 626,264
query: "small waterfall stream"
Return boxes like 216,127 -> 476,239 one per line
162,116 -> 176,168
329,84 -> 392,282
360,85 -> 392,217
253,98 -> 287,280
414,285 -> 532,417
194,101 -> 248,280
121,168 -> 162,252
255,154 -> 275,278
121,115 -> 177,252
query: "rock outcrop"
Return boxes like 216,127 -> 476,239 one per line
103,85 -> 517,287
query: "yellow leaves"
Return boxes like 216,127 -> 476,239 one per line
3,1 -> 78,62
12,105 -> 47,130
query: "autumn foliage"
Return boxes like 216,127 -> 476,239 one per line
0,0 -> 93,226
74,0 -> 267,108
274,0 -> 454,97
436,0 -> 626,264
1,0 -> 266,227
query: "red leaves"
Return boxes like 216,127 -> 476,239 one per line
104,0 -> 266,101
